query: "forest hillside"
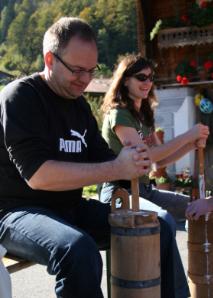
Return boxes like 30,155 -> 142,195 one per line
0,0 -> 137,76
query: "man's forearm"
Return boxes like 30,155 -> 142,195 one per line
27,160 -> 119,191
27,145 -> 151,191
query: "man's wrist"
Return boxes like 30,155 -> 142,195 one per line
110,158 -> 120,181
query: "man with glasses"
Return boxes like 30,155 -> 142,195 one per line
0,17 -> 177,298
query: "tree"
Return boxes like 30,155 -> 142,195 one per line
0,0 -> 56,75
0,0 -> 16,42
0,0 -> 138,76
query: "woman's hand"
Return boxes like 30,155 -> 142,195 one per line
195,138 -> 207,149
187,123 -> 209,143
185,197 -> 213,220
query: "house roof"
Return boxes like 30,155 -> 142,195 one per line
85,78 -> 112,93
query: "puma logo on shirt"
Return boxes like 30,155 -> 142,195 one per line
70,129 -> 87,148
59,129 -> 87,153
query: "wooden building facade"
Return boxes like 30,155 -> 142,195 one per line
136,0 -> 213,190
136,0 -> 213,82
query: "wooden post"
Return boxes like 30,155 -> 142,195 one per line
131,178 -> 139,211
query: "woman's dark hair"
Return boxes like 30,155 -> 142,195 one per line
101,54 -> 158,129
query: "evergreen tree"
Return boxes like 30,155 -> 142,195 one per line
0,0 -> 16,42
0,0 -> 137,76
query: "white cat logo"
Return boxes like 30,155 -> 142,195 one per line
70,129 -> 87,148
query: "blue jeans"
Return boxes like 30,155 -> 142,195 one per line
101,182 -> 189,221
0,199 -> 110,298
138,183 -> 189,220
0,198 -> 184,298
100,182 -> 190,298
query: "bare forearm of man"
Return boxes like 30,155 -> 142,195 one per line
28,160 -> 120,191
27,146 -> 151,191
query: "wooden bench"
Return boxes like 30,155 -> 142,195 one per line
3,255 -> 34,274
3,252 -> 111,297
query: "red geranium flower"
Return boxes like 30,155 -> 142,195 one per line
176,75 -> 182,83
181,14 -> 189,23
204,60 -> 213,71
200,1 -> 208,8
181,77 -> 189,85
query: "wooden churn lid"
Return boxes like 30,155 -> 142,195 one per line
109,187 -> 159,229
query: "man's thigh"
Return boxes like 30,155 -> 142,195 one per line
0,206 -> 97,264
61,199 -> 111,249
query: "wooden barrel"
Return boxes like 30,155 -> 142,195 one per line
109,188 -> 161,298
188,213 -> 213,298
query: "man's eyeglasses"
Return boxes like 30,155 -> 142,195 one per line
133,73 -> 154,82
53,53 -> 100,77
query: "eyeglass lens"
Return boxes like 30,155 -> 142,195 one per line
53,53 -> 99,76
133,73 -> 154,82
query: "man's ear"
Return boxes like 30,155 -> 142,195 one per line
44,52 -> 53,69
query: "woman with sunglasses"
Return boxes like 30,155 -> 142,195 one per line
100,54 -> 208,217
99,54 -> 209,298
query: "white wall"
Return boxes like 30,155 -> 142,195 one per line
155,87 -> 196,176
174,95 -> 196,175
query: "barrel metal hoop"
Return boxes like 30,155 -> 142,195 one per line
188,241 -> 212,252
111,226 -> 160,236
111,275 -> 161,289
188,274 -> 213,284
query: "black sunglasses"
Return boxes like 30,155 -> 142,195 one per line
133,73 -> 154,82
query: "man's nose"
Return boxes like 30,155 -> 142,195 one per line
79,71 -> 93,84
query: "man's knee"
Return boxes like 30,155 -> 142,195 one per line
49,232 -> 102,274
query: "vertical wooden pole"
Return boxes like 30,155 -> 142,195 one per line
131,178 -> 139,211
198,147 -> 205,200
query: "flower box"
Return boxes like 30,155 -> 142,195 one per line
173,186 -> 192,196
157,183 -> 171,191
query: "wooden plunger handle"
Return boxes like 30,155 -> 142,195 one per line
131,178 -> 139,211
198,147 -> 204,175
198,147 -> 205,200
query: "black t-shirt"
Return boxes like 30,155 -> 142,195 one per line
0,73 -> 115,212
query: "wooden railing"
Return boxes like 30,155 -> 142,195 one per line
158,24 -> 213,48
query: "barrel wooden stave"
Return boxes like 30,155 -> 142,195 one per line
189,278 -> 213,298
188,213 -> 213,297
188,242 -> 213,275
110,210 -> 160,298
111,233 -> 160,280
188,214 -> 213,244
